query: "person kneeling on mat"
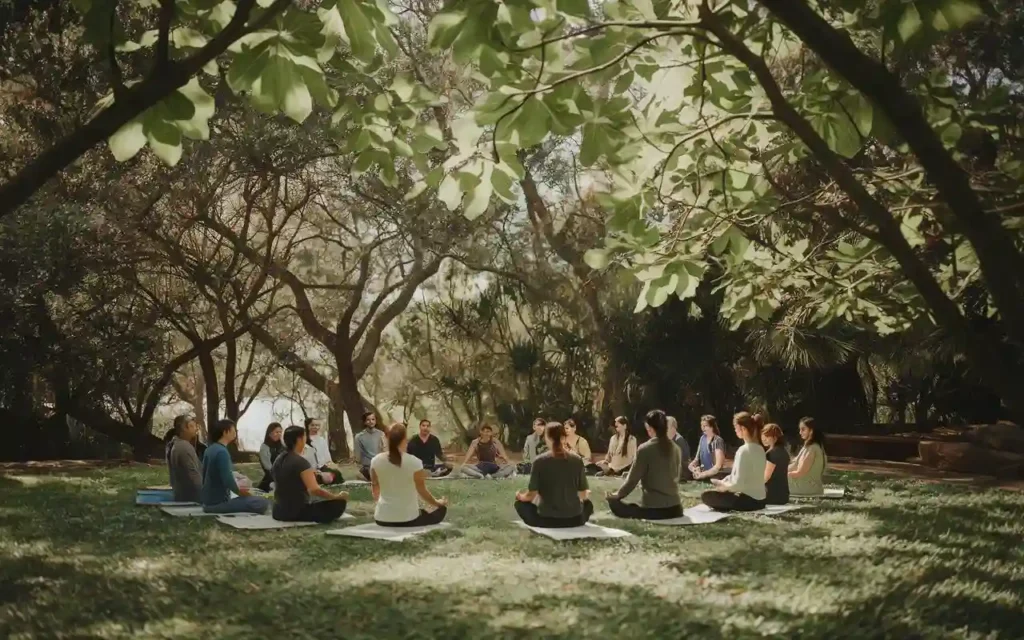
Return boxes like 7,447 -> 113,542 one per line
605,410 -> 683,520
406,418 -> 453,477
272,426 -> 349,523
515,422 -> 593,528
459,425 -> 516,479
702,412 -> 767,512
372,423 -> 449,527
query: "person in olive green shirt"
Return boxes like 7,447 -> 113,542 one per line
515,423 -> 593,528
606,410 -> 683,520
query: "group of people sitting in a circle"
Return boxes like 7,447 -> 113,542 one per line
164,407 -> 827,529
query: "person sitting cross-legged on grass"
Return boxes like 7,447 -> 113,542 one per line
271,426 -> 349,523
605,410 -> 683,520
689,415 -> 726,480
372,423 -> 449,527
406,418 -> 453,477
563,418 -> 593,464
517,417 -> 548,475
355,412 -> 387,481
761,422 -> 790,505
167,414 -> 202,503
257,422 -> 285,492
667,416 -> 693,482
590,416 -> 637,476
201,419 -> 270,515
301,417 -> 344,485
788,417 -> 827,497
702,412 -> 767,512
515,422 -> 594,528
459,425 -> 516,479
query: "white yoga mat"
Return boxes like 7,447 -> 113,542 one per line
824,487 -> 846,498
342,479 -> 370,486
325,522 -> 452,542
216,514 -> 357,529
754,504 -> 805,516
648,506 -> 733,526
514,521 -> 633,540
160,506 -> 256,518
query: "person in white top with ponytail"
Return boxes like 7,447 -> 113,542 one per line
701,412 -> 767,512
370,423 -> 449,527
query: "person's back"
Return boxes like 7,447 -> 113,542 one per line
371,451 -> 422,523
168,437 -> 202,503
201,442 -> 233,506
672,433 -> 692,481
271,451 -> 312,520
531,452 -> 587,518
765,444 -> 790,504
630,438 -> 682,508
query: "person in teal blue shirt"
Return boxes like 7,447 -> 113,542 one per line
201,419 -> 270,515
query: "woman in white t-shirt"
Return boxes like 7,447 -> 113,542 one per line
370,423 -> 449,527
701,412 -> 767,512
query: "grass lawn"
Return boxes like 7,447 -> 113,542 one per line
1,465 -> 1022,639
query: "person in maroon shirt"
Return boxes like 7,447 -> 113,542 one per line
459,425 -> 516,479
406,419 -> 453,477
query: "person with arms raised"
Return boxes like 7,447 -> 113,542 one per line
406,419 -> 453,477
459,425 -> 516,479
354,411 -> 387,481
371,424 -> 449,527
702,412 -> 767,512
272,426 -> 349,523
605,410 -> 683,520
201,419 -> 269,515
167,414 -> 202,503
515,422 -> 593,528
518,417 -> 548,474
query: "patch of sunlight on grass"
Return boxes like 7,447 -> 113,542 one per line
920,577 -> 1023,607
804,509 -> 882,536
489,605 -> 581,632
8,475 -> 117,493
0,539 -> 53,558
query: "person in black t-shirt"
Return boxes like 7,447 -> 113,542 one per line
406,419 -> 453,477
272,426 -> 349,523
760,423 -> 790,505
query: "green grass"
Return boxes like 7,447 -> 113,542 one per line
1,465 -> 1022,639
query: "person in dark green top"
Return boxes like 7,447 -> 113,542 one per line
606,410 -> 683,520
201,419 -> 270,515
272,426 -> 349,523
514,422 -> 593,528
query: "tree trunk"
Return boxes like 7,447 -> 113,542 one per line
198,348 -> 220,431
326,381 -> 352,460
336,372 -> 365,461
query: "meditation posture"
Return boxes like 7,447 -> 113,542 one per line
667,416 -> 693,481
518,418 -> 548,474
271,426 -> 349,523
354,412 -> 386,480
564,418 -> 593,463
406,419 -> 453,477
515,422 -> 593,528
689,415 -> 726,480
702,412 -> 767,512
761,422 -> 790,505
460,425 -> 516,478
606,410 -> 683,520
167,414 -> 202,503
371,424 -> 449,527
789,417 -> 827,496
592,416 -> 637,476
201,419 -> 270,514
301,417 -> 343,485
257,422 -> 285,491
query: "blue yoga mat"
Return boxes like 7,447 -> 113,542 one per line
135,490 -> 175,504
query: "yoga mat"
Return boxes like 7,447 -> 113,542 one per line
824,487 -> 846,498
136,493 -> 194,506
648,506 -> 733,526
325,522 -> 451,542
143,485 -> 172,491
342,479 -> 370,486
513,521 -> 633,540
754,504 -> 805,516
160,506 -> 256,518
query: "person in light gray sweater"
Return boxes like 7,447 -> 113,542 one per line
167,415 -> 203,503
518,418 -> 548,474
606,410 -> 683,520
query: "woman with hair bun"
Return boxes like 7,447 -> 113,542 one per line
606,410 -> 683,520
370,423 -> 449,527
701,412 -> 767,512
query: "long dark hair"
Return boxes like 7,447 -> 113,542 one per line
546,422 -> 566,458
701,414 -> 719,436
387,423 -> 406,466
645,410 -> 671,456
614,416 -> 630,455
209,419 -> 235,443
264,422 -> 283,447
283,425 -> 305,451
800,417 -> 824,447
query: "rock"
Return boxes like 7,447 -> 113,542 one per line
918,440 -> 1024,477
969,422 -> 1024,454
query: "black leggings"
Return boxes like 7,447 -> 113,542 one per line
376,505 -> 447,527
606,498 -> 683,520
514,500 -> 594,528
276,499 -> 348,524
701,490 -> 766,512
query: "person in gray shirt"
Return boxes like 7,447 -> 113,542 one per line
167,415 -> 202,503
606,410 -> 683,520
515,422 -> 592,527
517,417 -> 548,474
354,411 -> 386,480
